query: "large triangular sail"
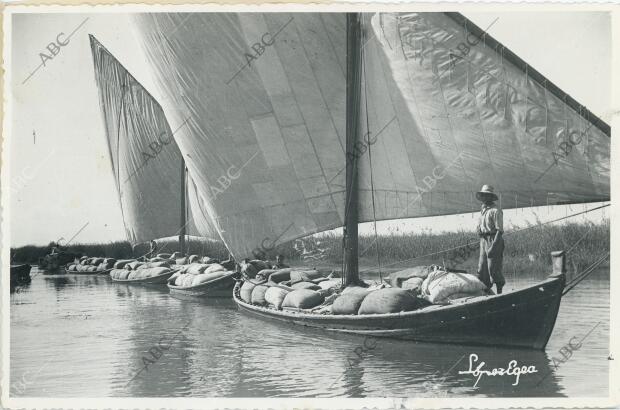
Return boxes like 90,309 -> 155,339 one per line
357,13 -> 610,221
89,35 -> 218,245
133,12 -> 610,258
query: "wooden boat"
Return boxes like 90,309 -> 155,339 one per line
63,266 -> 114,275
167,272 -> 237,298
233,268 -> 565,350
10,264 -> 32,288
110,269 -> 178,284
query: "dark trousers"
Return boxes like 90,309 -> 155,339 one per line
477,235 -> 505,288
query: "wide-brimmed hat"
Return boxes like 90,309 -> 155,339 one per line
476,185 -> 498,202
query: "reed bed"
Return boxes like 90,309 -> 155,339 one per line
12,219 -> 608,282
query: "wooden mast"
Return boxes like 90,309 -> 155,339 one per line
180,159 -> 187,255
343,13 -> 362,287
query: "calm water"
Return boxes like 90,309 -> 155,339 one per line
10,267 -> 609,398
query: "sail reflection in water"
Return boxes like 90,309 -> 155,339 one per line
10,271 -> 609,397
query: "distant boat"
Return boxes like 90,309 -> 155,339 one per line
10,264 -> 32,290
130,12 -> 608,349
111,269 -> 178,285
167,272 -> 236,298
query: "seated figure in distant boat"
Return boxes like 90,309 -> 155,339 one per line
272,254 -> 289,269
476,185 -> 505,294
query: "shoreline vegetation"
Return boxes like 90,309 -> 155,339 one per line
12,220 -> 609,280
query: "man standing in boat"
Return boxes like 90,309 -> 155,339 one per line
476,185 -> 505,294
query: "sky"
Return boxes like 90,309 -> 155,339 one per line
5,10 -> 611,247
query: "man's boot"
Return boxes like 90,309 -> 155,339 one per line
496,283 -> 503,294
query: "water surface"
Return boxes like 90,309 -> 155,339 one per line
10,268 -> 609,397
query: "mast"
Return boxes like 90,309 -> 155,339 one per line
180,159 -> 187,255
343,13 -> 363,287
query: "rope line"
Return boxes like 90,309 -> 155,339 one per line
359,202 -> 610,274
563,252 -> 609,296
361,17 -> 383,284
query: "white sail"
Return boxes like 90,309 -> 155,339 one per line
133,13 -> 609,258
89,35 -> 218,244
357,13 -> 609,221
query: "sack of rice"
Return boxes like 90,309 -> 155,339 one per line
257,269 -> 277,279
157,253 -> 172,259
96,263 -> 106,271
201,256 -> 217,264
103,258 -> 116,269
264,286 -> 290,309
341,286 -> 372,295
181,263 -> 209,275
91,257 -> 104,265
205,264 -> 226,274
126,261 -> 143,270
290,270 -> 322,284
137,267 -> 170,279
402,277 -> 424,294
169,270 -> 181,283
80,256 -> 88,261
319,279 -> 341,291
176,257 -> 188,265
88,266 -> 98,272
240,281 -> 257,303
188,255 -> 200,264
240,261 -> 258,278
250,259 -> 270,271
268,268 -> 294,283
150,261 -> 171,269
114,259 -> 134,269
332,292 -> 369,315
389,266 -> 437,288
127,271 -> 139,280
282,289 -> 324,309
117,270 -> 130,280
251,284 -> 270,305
291,281 -> 321,291
81,259 -> 89,266
67,264 -> 77,271
358,288 -> 420,315
421,271 -> 487,304
191,271 -> 230,286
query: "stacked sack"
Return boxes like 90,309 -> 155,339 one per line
67,256 -> 116,272
170,262 -> 232,287
420,270 -> 488,304
110,266 -> 173,280
239,267 -> 334,311
330,287 -> 421,315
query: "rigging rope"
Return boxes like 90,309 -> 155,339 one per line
361,15 -> 383,284
562,252 -> 609,296
359,202 -> 610,274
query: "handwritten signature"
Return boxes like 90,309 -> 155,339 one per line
458,353 -> 537,387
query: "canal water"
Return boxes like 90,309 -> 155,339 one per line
10,267 -> 609,398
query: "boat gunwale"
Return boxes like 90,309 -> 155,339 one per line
64,267 -> 114,275
233,274 -> 565,322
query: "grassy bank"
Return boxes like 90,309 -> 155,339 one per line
12,220 -> 608,279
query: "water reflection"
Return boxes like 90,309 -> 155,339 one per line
10,268 -> 609,398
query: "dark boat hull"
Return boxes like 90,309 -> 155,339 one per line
168,273 -> 235,298
10,264 -> 32,286
233,274 -> 565,350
